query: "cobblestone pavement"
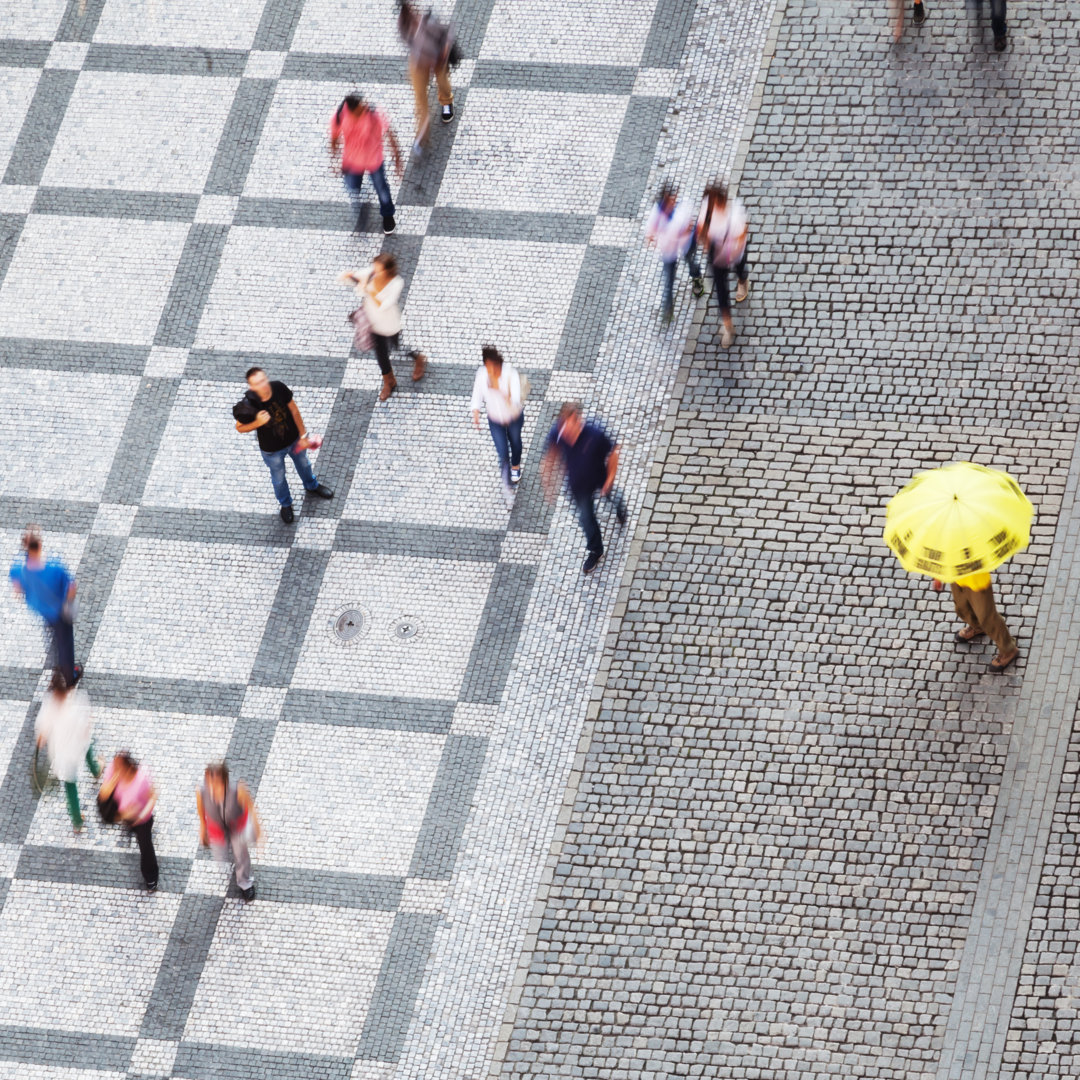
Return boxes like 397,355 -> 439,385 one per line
498,2 -> 1080,1080
0,1 -> 775,1079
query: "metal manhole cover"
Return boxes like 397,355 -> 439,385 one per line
327,604 -> 370,645
389,616 -> 423,643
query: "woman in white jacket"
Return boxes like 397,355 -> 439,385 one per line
341,253 -> 426,401
36,669 -> 101,832
471,345 -> 524,508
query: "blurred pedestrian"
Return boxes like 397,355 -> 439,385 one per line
98,752 -> 159,891
36,669 -> 100,833
233,367 -> 334,524
697,184 -> 750,348
645,182 -> 704,322
934,573 -> 1019,672
10,526 -> 80,685
197,762 -> 261,902
541,402 -> 626,575
398,0 -> 456,156
974,0 -> 1007,50
340,253 -> 426,401
328,94 -> 404,235
471,345 -> 524,508
891,0 -> 927,42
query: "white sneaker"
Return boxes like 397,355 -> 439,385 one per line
510,466 -> 521,485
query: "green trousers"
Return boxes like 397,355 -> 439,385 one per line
64,745 -> 101,829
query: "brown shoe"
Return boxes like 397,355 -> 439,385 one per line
735,280 -> 749,303
379,372 -> 396,401
410,351 -> 427,381
989,649 -> 1019,673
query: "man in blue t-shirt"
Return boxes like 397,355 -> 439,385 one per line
542,402 -> 627,574
9,526 -> 79,682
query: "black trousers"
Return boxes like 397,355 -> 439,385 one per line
133,817 -> 159,886
372,332 -> 399,376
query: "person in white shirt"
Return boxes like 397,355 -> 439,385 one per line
471,345 -> 524,508
697,183 -> 750,348
340,253 -> 426,400
36,668 -> 101,832
645,183 -> 705,322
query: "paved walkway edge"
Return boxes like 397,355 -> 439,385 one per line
936,430 -> 1080,1079
483,0 -> 791,1073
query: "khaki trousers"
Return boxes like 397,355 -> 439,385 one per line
950,582 -> 1016,655
409,59 -> 453,144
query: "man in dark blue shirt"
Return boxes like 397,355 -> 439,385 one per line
9,526 -> 79,682
542,402 -> 627,574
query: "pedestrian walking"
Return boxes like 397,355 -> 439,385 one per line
10,526 -> 80,685
971,0 -> 1007,50
471,345 -> 525,508
891,0 -> 927,42
35,669 -> 100,833
645,182 -> 705,322
98,752 -> 159,891
196,762 -> 261,902
328,94 -> 404,235
398,0 -> 456,156
697,184 -> 750,348
541,402 -> 627,575
934,572 -> 1019,672
340,254 -> 426,401
233,367 -> 334,524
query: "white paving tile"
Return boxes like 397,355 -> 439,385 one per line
93,0 -> 267,49
291,0 -> 405,56
0,0 -> 67,41
0,69 -> 41,176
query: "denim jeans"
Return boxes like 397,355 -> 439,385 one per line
990,0 -> 1006,36
47,615 -> 76,684
572,488 -> 625,555
261,445 -> 318,507
487,413 -> 524,486
661,242 -> 703,317
343,164 -> 395,220
710,243 -> 750,321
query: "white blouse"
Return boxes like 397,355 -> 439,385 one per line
351,266 -> 404,336
470,363 -> 523,425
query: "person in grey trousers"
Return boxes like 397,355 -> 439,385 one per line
196,762 -> 261,901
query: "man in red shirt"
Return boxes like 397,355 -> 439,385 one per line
329,95 -> 404,235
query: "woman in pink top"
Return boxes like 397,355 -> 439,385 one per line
328,95 -> 404,235
99,752 -> 159,891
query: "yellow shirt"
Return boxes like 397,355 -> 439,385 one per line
955,572 -> 991,591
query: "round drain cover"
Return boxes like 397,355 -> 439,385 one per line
327,604 -> 370,645
390,616 -> 423,642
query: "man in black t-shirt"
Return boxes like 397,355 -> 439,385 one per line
541,402 -> 627,575
234,367 -> 334,523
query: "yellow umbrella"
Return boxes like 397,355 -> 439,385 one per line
884,462 -> 1033,582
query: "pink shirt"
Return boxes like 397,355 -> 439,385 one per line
104,763 -> 155,825
330,106 -> 388,174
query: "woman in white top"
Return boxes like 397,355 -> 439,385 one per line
470,345 -> 524,507
35,668 -> 101,832
697,183 -> 750,348
340,253 -> 426,401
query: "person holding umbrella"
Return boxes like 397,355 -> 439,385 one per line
884,461 -> 1030,674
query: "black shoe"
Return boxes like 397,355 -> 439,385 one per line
582,550 -> 603,575
994,32 -> 1007,50
615,501 -> 627,525
912,2 -> 926,26
383,216 -> 396,235
146,879 -> 158,892
72,662 -> 83,684
241,885 -> 256,901
280,505 -> 294,524
312,484 -> 334,499
442,103 -> 454,124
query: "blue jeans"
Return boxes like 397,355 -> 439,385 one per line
343,165 -> 394,220
47,615 -> 76,683
488,413 -> 524,486
261,445 -> 318,507
572,488 -> 625,555
661,242 -> 703,317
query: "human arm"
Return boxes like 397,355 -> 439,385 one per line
470,368 -> 486,428
540,445 -> 563,503
99,761 -> 119,801
386,126 -> 404,176
601,444 -> 620,495
237,782 -> 262,842
195,789 -> 208,846
932,578 -> 944,592
235,411 -> 270,434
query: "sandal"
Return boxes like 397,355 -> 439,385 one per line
989,650 -> 1019,673
955,627 -> 984,642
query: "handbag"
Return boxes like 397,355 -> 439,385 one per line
348,306 -> 373,352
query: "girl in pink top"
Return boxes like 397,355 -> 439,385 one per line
99,752 -> 159,891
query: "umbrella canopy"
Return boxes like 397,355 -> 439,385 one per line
883,462 -> 1033,582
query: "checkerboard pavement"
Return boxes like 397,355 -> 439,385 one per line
0,1 -> 777,1078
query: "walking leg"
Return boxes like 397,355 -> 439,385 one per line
65,781 -> 83,830
134,818 -> 159,888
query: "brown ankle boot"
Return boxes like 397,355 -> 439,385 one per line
379,372 -> 396,401
410,351 -> 427,382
